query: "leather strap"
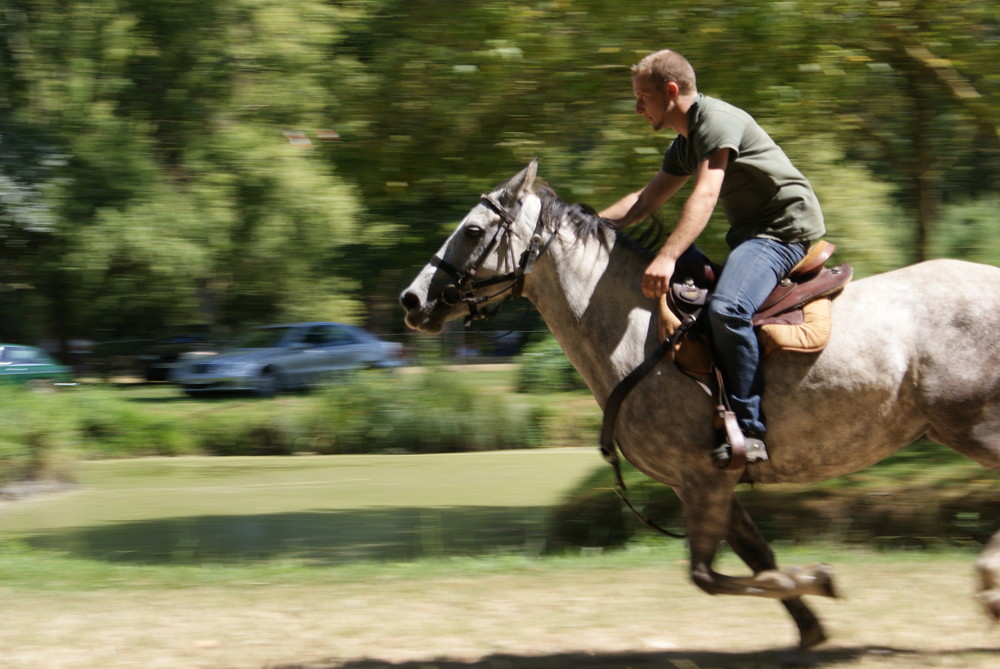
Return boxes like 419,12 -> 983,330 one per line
599,335 -> 676,481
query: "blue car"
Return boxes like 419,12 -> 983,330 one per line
169,322 -> 405,397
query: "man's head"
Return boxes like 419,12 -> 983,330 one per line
631,50 -> 697,95
631,50 -> 698,132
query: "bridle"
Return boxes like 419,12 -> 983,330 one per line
429,191 -> 560,323
427,189 -> 685,540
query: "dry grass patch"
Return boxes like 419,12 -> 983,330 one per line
1,548 -> 998,669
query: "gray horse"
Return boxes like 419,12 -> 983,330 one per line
400,160 -> 1000,650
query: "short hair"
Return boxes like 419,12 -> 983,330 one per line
631,50 -> 697,96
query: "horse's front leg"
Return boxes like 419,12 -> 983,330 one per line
727,497 -> 829,650
683,480 -> 838,601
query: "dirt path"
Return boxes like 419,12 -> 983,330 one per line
3,551 -> 998,669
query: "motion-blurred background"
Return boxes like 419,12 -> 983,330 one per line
2,0 -> 998,369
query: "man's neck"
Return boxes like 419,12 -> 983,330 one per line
670,92 -> 699,137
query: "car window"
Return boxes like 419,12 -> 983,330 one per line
1,347 -> 43,364
302,327 -> 329,346
232,327 -> 292,348
301,325 -> 353,346
326,326 -> 355,346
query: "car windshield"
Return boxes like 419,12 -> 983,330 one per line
231,327 -> 294,349
0,347 -> 46,364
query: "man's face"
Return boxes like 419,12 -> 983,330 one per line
632,74 -> 670,131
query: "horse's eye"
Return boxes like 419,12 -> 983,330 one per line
465,224 -> 484,240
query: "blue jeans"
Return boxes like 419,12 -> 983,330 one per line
706,238 -> 807,437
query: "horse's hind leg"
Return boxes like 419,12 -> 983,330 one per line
927,404 -> 1000,619
948,420 -> 1000,619
727,498 -> 828,650
977,532 -> 1000,619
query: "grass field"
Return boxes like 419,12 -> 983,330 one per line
0,449 -> 605,564
2,450 -> 1000,668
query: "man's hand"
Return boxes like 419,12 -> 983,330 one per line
643,255 -> 676,298
639,149 -> 729,299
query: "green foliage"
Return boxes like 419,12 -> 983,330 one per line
782,133 -> 911,275
0,386 -> 193,484
2,0 -> 999,349
516,334 -> 587,393
190,409 -> 303,456
72,389 -> 194,458
310,369 -> 547,453
0,0 -> 372,344
0,389 -> 77,482
929,197 -> 1000,266
0,370 -> 549,483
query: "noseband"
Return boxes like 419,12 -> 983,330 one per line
430,192 -> 559,323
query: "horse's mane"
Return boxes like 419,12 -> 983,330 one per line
535,180 -> 666,252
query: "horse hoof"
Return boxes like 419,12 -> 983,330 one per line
798,623 -> 828,651
978,590 -> 1000,620
812,563 -> 839,599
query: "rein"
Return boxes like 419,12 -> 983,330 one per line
430,193 -> 559,325
431,191 -> 685,540
599,322 -> 695,540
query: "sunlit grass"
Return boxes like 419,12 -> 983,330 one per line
0,535 -> 982,594
0,449 -> 606,565
1,443 -> 996,669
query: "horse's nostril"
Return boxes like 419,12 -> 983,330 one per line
400,291 -> 421,312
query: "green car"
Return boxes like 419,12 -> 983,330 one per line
0,344 -> 75,390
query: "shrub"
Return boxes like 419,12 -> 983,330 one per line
310,368 -> 547,454
0,388 -> 79,483
73,389 -> 194,457
516,334 -> 586,393
190,410 -> 301,456
0,367 -> 550,482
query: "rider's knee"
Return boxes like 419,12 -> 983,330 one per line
706,293 -> 750,328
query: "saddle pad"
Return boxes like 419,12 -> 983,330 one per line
658,295 -> 833,377
758,297 -> 832,357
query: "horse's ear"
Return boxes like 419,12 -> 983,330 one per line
501,159 -> 539,202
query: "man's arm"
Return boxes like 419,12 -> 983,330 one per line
599,170 -> 688,227
642,148 -> 730,298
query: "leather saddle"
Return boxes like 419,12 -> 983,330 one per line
667,239 -> 852,334
663,241 -> 852,472
601,241 -> 852,479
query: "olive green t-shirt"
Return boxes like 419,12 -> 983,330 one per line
661,94 -> 825,248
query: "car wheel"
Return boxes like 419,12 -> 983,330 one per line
254,370 -> 279,398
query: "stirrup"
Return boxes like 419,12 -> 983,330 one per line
712,436 -> 769,470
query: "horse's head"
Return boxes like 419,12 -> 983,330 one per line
400,160 -> 547,333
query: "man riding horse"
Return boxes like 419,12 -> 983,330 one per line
599,49 -> 826,468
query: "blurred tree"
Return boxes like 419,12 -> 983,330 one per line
2,0 -> 998,355
0,115 -> 64,343
0,0 -> 371,353
796,0 -> 1000,261
329,0 -> 1000,286
930,197 -> 1000,265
